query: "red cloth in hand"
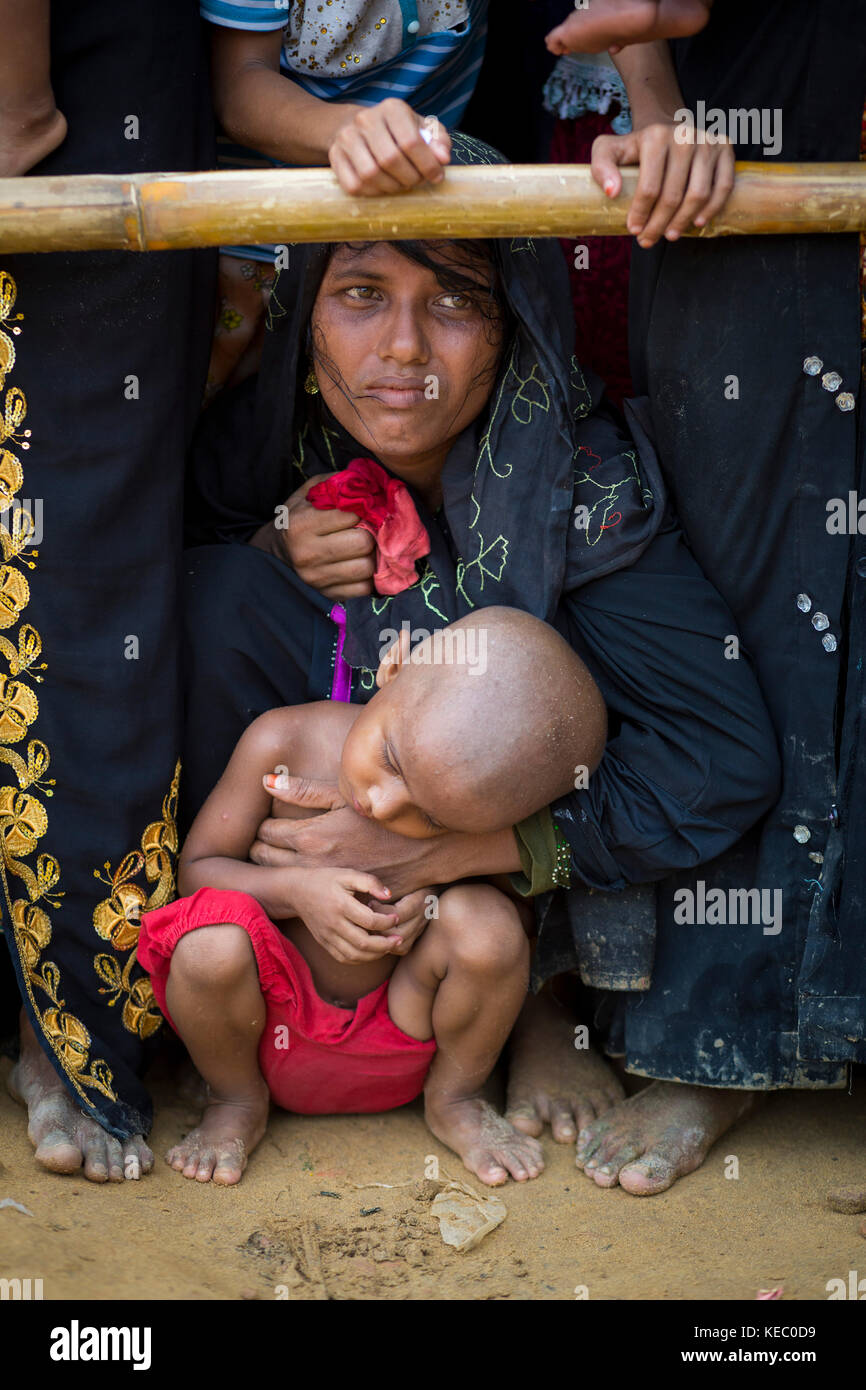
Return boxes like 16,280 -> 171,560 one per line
306,457 -> 430,595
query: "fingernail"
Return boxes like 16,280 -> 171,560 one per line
265,774 -> 275,787
665,229 -> 679,241
604,180 -> 616,196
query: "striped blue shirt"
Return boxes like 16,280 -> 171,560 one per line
202,0 -> 488,258
201,0 -> 487,132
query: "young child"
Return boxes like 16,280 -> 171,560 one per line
138,607 -> 606,1187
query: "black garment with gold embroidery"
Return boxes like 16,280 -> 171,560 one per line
0,0 -> 215,1137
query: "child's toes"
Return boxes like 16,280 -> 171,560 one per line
514,1141 -> 545,1180
180,1149 -> 205,1179
191,1151 -> 218,1182
475,1154 -> 509,1185
494,1134 -> 544,1183
212,1142 -> 246,1186
504,1154 -> 530,1181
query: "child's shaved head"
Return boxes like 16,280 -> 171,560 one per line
339,607 -> 606,838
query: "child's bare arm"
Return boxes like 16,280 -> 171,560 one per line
179,707 -> 295,909
590,40 -> 734,246
0,1 -> 66,176
179,706 -> 399,961
209,27 -> 449,195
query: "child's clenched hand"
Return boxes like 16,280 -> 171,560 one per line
328,100 -> 450,197
368,888 -> 432,957
289,867 -> 401,964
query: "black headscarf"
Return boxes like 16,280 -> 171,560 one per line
189,132 -> 664,673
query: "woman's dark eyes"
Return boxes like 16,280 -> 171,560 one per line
342,286 -> 473,311
437,293 -> 472,310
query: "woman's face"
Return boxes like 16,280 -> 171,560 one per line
309,242 -> 505,494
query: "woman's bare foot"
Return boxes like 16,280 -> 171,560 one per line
166,1085 -> 269,1186
505,989 -> 625,1143
425,1093 -> 544,1186
9,1011 -> 153,1182
575,1080 -> 756,1195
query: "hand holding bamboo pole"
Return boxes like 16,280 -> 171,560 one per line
0,163 -> 864,253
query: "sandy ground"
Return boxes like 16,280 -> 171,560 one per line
1,1060 -> 864,1302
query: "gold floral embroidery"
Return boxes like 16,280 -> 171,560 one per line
94,853 -> 149,952
0,447 -> 23,507
0,269 -> 119,1105
13,898 -> 51,971
0,279 -> 19,390
93,954 -> 163,1041
0,623 -> 45,679
0,674 -> 39,742
0,564 -> 30,629
91,760 -> 180,1040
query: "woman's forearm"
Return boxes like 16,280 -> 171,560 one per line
421,826 -> 522,885
613,40 -> 684,127
214,50 -> 361,166
250,808 -> 522,900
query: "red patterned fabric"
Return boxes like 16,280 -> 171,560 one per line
307,456 -> 431,595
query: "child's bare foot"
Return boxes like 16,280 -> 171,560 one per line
575,1080 -> 756,1195
425,1093 -> 544,1186
0,106 -> 67,176
505,990 -> 624,1143
9,1012 -> 153,1181
166,1085 -> 269,1186
176,1058 -> 209,1110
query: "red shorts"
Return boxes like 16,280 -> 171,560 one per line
138,887 -> 436,1115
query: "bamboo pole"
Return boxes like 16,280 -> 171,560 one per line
0,162 -> 864,253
